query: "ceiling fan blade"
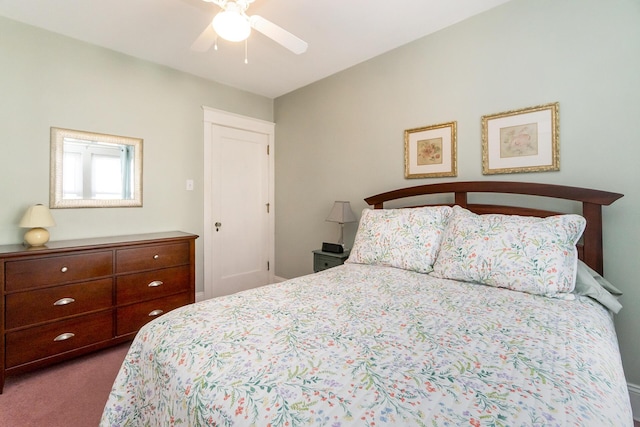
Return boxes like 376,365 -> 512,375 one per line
190,23 -> 217,52
249,15 -> 308,54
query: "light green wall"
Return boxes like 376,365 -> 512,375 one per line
274,0 -> 640,387
0,16 -> 273,294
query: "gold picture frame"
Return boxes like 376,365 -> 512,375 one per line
482,102 -> 559,175
405,121 -> 457,179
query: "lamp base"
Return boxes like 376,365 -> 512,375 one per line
24,227 -> 50,247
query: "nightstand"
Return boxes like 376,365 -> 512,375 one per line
313,249 -> 350,272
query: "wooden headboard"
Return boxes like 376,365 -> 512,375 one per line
365,181 -> 623,275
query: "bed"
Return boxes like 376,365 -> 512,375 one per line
101,181 -> 633,426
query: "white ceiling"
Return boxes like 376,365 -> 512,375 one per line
0,0 -> 512,98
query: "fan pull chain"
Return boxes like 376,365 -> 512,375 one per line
244,39 -> 249,64
214,36 -> 218,51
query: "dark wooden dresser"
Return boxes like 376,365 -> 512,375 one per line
0,231 -> 198,393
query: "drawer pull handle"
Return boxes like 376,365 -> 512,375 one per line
61,266 -> 68,273
148,309 -> 164,317
54,332 -> 75,342
153,254 -> 159,259
148,280 -> 164,287
53,297 -> 76,306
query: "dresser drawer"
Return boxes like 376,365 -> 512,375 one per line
116,242 -> 190,273
116,266 -> 190,305
5,278 -> 113,330
5,251 -> 113,291
5,311 -> 113,368
116,293 -> 191,336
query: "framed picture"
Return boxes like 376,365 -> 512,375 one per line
404,121 -> 457,179
482,102 -> 559,175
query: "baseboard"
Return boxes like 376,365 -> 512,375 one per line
629,382 -> 640,421
195,279 -> 286,303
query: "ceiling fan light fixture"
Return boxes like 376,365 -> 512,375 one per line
212,9 -> 251,42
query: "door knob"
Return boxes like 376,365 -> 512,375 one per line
215,222 -> 222,232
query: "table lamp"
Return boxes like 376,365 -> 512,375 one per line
19,204 -> 56,246
325,201 -> 357,247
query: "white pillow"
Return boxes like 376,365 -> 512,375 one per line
431,206 -> 586,298
346,206 -> 452,273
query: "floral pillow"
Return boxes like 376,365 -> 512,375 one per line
346,206 -> 452,273
431,206 -> 586,298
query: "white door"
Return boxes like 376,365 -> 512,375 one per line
203,108 -> 275,299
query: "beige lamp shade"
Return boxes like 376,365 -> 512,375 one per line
326,201 -> 357,245
19,204 -> 56,246
325,201 -> 357,224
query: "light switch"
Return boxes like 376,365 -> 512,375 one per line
186,179 -> 194,191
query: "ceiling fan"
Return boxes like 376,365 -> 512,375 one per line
191,0 -> 308,55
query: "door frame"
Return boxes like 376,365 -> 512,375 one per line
203,106 -> 275,300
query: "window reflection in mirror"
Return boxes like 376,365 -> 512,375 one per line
62,139 -> 135,200
50,127 -> 143,208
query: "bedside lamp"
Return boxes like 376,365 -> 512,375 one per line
19,204 -> 56,247
325,201 -> 357,246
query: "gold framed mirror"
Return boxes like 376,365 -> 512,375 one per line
50,127 -> 143,208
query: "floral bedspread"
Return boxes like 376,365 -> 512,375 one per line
101,264 -> 632,426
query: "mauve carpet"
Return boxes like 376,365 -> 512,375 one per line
0,342 -> 130,427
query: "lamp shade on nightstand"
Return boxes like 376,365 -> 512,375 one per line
19,204 -> 56,246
